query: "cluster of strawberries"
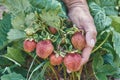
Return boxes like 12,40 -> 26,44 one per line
23,27 -> 86,73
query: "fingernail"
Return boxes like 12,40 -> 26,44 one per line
90,39 -> 95,47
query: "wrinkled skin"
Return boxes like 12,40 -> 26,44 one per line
63,0 -> 97,68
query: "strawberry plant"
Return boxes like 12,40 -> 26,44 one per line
0,0 -> 120,80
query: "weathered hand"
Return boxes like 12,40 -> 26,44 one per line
63,0 -> 97,67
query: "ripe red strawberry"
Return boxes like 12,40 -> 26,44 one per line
50,53 -> 63,66
23,40 -> 36,52
71,32 -> 86,50
36,40 -> 54,59
64,53 -> 81,72
49,26 -> 57,34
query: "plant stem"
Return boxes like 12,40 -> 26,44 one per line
58,65 -> 61,71
0,64 -> 17,73
26,52 -> 40,64
92,33 -> 110,53
27,55 -> 37,79
49,65 -> 59,80
72,72 -> 75,80
84,65 -> 88,80
77,66 -> 83,80
63,64 -> 67,80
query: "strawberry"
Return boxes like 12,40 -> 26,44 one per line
50,53 -> 63,66
36,40 -> 54,59
49,26 -> 57,34
64,53 -> 81,72
23,40 -> 36,52
71,32 -> 86,50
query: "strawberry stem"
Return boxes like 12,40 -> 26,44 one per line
63,64 -> 67,80
92,32 -> 111,53
27,55 -> 37,79
25,52 -> 40,64
49,65 -> 59,80
72,72 -> 75,80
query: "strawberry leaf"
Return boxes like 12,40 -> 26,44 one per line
7,29 -> 26,42
4,47 -> 25,65
0,13 -> 12,50
88,0 -> 118,15
28,0 -> 66,15
39,10 -> 61,29
112,30 -> 120,58
28,0 -> 67,28
0,0 -> 32,15
1,72 -> 25,80
11,12 -> 26,30
93,53 -> 118,80
110,16 -> 120,33
89,2 -> 112,33
103,53 -> 114,65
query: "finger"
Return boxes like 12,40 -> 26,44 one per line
86,31 -> 97,48
81,46 -> 92,65
78,13 -> 97,44
80,26 -> 97,64
80,25 -> 97,65
80,30 -> 97,65
68,14 -> 81,28
83,17 -> 97,47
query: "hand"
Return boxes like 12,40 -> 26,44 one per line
68,3 -> 97,67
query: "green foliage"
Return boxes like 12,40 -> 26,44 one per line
110,16 -> 120,33
25,13 -> 36,27
29,0 -> 59,10
28,0 -> 66,16
89,2 -> 112,33
0,0 -> 33,30
7,29 -> 26,42
103,53 -> 114,65
39,10 -> 61,29
28,0 -> 67,29
0,13 -> 12,50
0,57 -> 12,66
11,12 -> 26,30
4,47 -> 25,65
2,0 -> 67,38
112,31 -> 120,57
89,0 -> 118,15
0,0 -> 32,15
1,72 -> 25,80
93,53 -> 118,80
28,61 -> 49,80
89,0 -> 120,79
